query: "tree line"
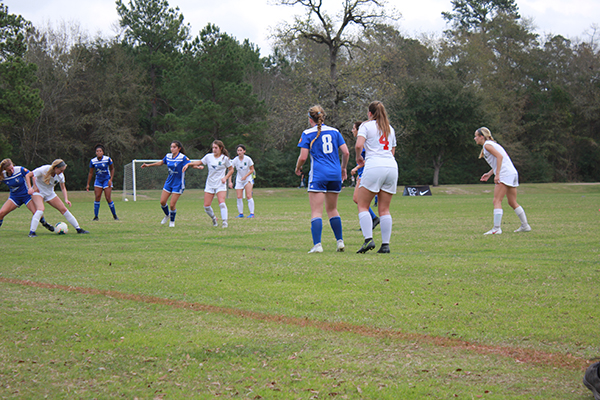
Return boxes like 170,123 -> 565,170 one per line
0,0 -> 599,190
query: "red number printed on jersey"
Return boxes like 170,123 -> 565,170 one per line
379,134 -> 389,150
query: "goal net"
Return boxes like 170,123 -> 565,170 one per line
122,159 -> 206,201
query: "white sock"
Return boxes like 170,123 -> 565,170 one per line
204,206 -> 215,218
237,198 -> 244,214
380,214 -> 392,244
514,206 -> 528,226
493,209 -> 503,228
248,198 -> 254,214
30,210 -> 43,232
63,210 -> 80,229
358,211 -> 372,239
219,202 -> 228,221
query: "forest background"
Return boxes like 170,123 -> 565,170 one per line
1,0 -> 599,189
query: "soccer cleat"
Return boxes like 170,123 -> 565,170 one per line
28,231 -> 37,238
484,227 -> 502,235
247,214 -> 254,218
161,215 -> 169,225
76,228 -> 90,234
357,238 -> 376,253
336,239 -> 345,252
308,243 -> 323,253
169,221 -> 175,228
113,215 -> 119,221
584,361 -> 600,400
212,216 -> 218,227
222,221 -> 228,228
92,216 -> 99,221
377,244 -> 390,253
41,221 -> 55,232
236,214 -> 244,218
514,224 -> 531,232
372,216 -> 380,229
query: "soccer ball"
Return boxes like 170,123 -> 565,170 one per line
55,222 -> 68,234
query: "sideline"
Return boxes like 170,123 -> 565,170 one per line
0,277 -> 589,371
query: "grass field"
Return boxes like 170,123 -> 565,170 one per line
1,183 -> 599,399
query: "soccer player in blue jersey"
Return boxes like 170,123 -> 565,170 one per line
141,141 -> 190,227
86,144 -> 118,221
0,159 -> 54,232
295,105 -> 349,253
350,121 -> 379,230
184,140 -> 233,228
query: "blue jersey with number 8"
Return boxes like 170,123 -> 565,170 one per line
298,124 -> 346,182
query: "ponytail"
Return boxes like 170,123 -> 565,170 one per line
308,105 -> 326,149
44,159 -> 66,185
476,127 -> 496,159
368,101 -> 391,139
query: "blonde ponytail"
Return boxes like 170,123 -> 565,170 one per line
308,105 -> 326,149
44,159 -> 67,185
476,127 -> 496,159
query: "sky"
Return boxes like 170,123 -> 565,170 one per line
5,0 -> 600,56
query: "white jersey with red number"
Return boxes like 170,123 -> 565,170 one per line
357,120 -> 397,170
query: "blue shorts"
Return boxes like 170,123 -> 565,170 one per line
163,176 -> 185,194
9,192 -> 32,207
94,176 -> 112,189
307,180 -> 342,193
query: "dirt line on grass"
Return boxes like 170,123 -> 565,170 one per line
1,277 -> 589,371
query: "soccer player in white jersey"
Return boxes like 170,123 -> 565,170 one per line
86,144 -> 118,221
0,159 -> 54,232
228,144 -> 255,218
26,159 -> 89,237
295,105 -> 349,254
184,140 -> 233,228
474,127 -> 531,234
141,141 -> 190,227
355,101 -> 398,254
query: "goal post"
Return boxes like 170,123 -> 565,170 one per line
122,159 -> 206,201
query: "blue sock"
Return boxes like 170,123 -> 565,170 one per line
0,219 -> 3,228
108,201 -> 117,217
161,204 -> 169,216
368,207 -> 377,220
94,201 -> 100,217
329,216 -> 343,241
170,209 -> 177,222
310,217 -> 322,245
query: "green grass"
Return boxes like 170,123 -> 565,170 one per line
1,183 -> 598,398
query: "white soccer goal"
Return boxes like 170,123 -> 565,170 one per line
122,159 -> 206,201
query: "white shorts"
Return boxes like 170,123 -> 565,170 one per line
359,166 -> 398,195
235,178 -> 252,190
498,172 -> 519,188
33,191 -> 57,202
205,182 -> 227,194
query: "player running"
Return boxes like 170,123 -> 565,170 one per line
184,140 -> 233,228
86,144 -> 118,221
141,141 -> 190,227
